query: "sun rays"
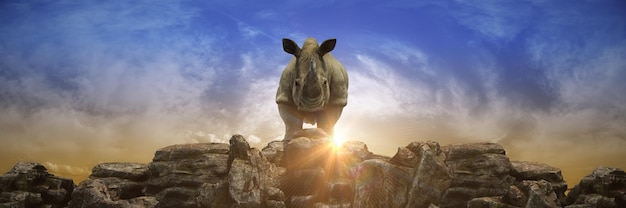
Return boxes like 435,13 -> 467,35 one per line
332,131 -> 346,148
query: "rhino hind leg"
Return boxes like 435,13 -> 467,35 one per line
317,105 -> 344,137
278,104 -> 303,141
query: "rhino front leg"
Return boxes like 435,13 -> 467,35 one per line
317,105 -> 344,137
278,104 -> 303,141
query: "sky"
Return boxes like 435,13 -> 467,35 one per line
1,0 -> 625,185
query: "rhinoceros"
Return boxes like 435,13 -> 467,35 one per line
276,37 -> 348,140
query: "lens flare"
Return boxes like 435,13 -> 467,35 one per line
332,130 -> 346,148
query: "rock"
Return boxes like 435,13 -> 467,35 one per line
146,143 -> 230,186
127,196 -> 159,207
519,180 -> 560,208
327,180 -> 353,204
352,159 -> 414,207
281,128 -> 361,207
284,168 -> 327,197
565,166 -> 626,208
70,161 -> 156,208
266,199 -> 287,208
91,162 -> 149,181
390,147 -> 418,167
444,143 -> 506,160
146,142 -> 233,207
292,128 -> 331,140
283,132 -> 334,170
0,162 -> 74,208
196,181 -> 234,208
440,143 -> 514,208
266,200 -> 287,208
265,186 -> 286,202
153,187 -> 197,207
262,141 -> 286,166
565,194 -> 616,208
9,137 -> 615,208
335,141 -> 373,180
0,191 -> 43,208
226,135 -> 264,207
69,179 -> 158,208
406,141 -> 452,208
511,161 -> 567,204
145,136 -> 285,207
228,159 -> 262,207
290,195 -> 316,207
229,135 -> 251,167
340,141 -> 373,161
152,143 -> 230,162
503,185 -> 526,207
468,196 -> 518,208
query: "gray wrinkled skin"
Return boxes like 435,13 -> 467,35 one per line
276,37 -> 348,140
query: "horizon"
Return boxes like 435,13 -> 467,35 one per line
1,0 -> 625,186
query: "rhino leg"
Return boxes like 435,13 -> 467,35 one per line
317,105 -> 343,137
278,104 -> 303,141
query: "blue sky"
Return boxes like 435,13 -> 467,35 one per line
1,0 -> 625,182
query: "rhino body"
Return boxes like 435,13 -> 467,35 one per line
276,37 -> 348,140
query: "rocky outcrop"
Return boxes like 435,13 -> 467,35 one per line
353,141 -> 451,208
0,161 -> 74,208
68,135 -> 286,208
565,167 -> 626,208
282,128 -> 364,207
145,136 -> 285,208
69,162 -> 157,208
439,143 -> 515,208
468,179 -> 560,208
2,130 -> 624,208
511,161 -> 568,204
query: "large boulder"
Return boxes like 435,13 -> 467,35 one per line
280,128 -> 371,207
145,142 -> 231,207
70,135 -> 286,208
468,196 -> 518,208
262,141 -> 286,166
565,167 -> 626,208
283,129 -> 334,171
353,159 -> 414,207
0,161 -> 74,208
282,129 -> 334,206
192,135 -> 286,208
468,180 -> 561,208
439,143 -> 515,208
405,141 -> 452,208
91,162 -> 150,181
70,179 -> 158,208
69,162 -> 157,208
511,161 -> 567,205
227,135 -> 285,207
517,180 -> 560,208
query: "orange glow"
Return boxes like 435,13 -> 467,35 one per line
332,129 -> 347,148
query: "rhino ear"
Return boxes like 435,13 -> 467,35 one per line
282,38 -> 301,57
319,39 -> 336,55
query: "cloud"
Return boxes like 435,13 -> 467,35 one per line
1,0 -> 624,185
43,161 -> 91,180
448,0 -> 534,42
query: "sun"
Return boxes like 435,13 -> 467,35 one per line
331,130 -> 346,148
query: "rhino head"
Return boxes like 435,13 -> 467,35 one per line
282,38 -> 336,112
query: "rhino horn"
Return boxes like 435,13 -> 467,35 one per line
310,59 -> 317,74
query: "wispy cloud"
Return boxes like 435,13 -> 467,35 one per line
1,0 -> 624,184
